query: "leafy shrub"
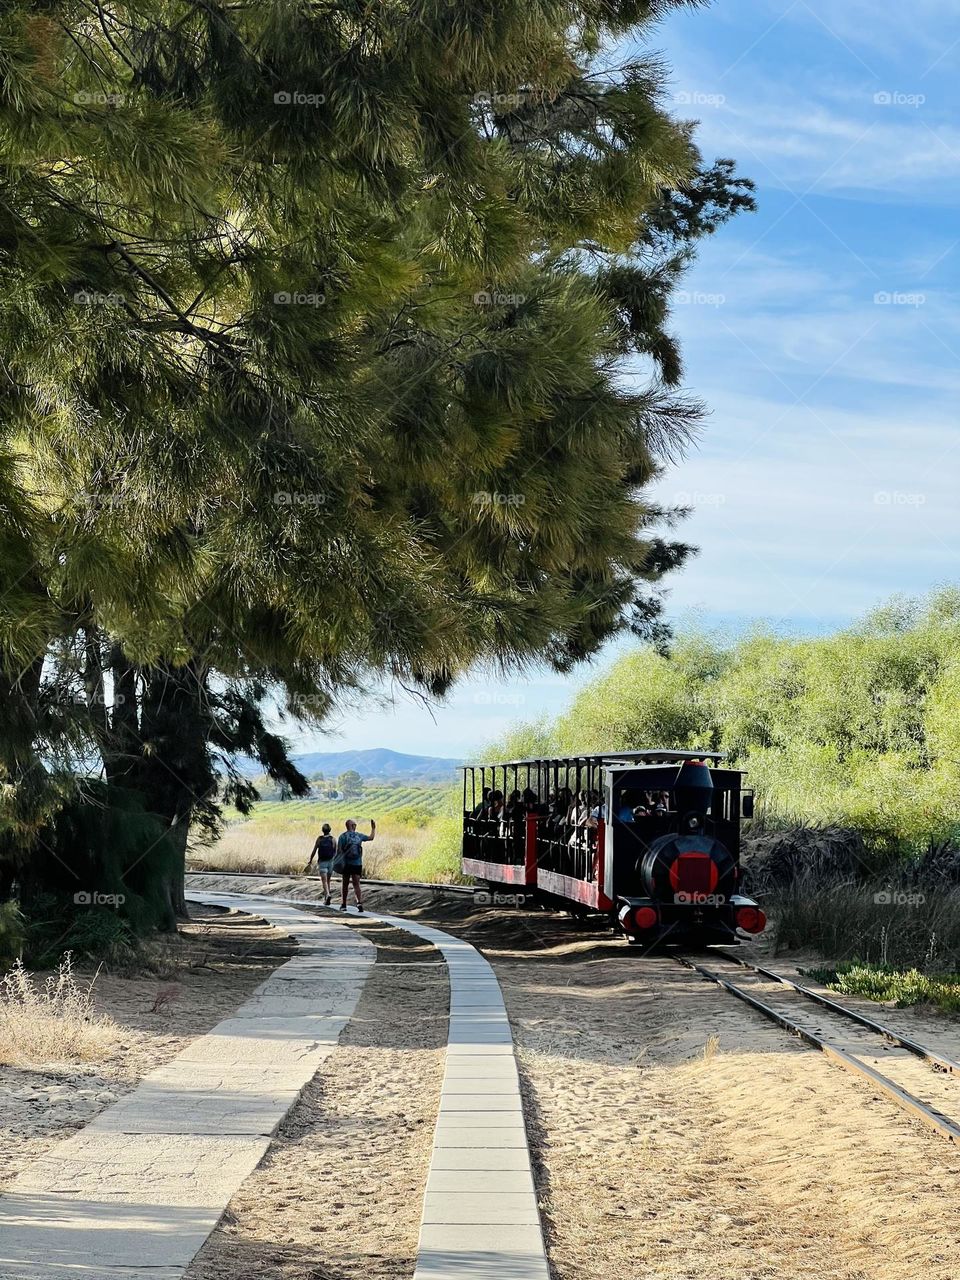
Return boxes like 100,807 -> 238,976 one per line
805,962 -> 960,1014
24,894 -> 141,970
385,815 -> 469,883
18,783 -> 180,947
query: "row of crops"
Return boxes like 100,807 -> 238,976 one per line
234,783 -> 455,829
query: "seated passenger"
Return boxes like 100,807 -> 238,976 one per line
617,800 -> 635,822
471,787 -> 491,818
504,789 -> 524,821
521,787 -> 540,812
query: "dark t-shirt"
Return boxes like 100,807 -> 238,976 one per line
337,830 -> 371,866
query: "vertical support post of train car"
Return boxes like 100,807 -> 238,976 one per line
593,818 -> 613,911
524,812 -> 539,887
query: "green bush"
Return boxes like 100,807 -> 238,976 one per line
386,816 -> 469,884
805,962 -> 960,1014
29,906 -> 140,971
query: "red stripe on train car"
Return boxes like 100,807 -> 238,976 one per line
536,868 -> 600,908
462,858 -> 529,885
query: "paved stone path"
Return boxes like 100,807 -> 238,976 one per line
0,891 -> 549,1280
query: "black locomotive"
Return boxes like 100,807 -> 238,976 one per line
461,750 -> 765,945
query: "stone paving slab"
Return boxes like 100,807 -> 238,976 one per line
89,1084 -> 302,1136
429,1147 -> 537,1171
425,1169 -> 535,1195
440,1079 -> 521,1096
441,1058 -> 520,1079
432,1127 -> 530,1149
421,1192 -> 541,1225
0,1191 -> 244,1272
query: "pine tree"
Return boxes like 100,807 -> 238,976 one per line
0,0 -> 754,924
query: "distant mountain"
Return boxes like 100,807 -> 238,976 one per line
286,747 -> 462,784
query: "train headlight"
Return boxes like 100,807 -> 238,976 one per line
633,906 -> 659,931
735,906 -> 767,934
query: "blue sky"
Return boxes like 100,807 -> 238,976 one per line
287,1 -> 960,760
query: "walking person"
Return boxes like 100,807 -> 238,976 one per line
306,822 -> 337,906
337,817 -> 376,912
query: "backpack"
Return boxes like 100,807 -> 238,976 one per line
318,834 -> 335,859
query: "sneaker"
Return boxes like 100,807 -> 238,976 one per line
324,895 -> 331,906
357,904 -> 364,913
339,904 -> 347,911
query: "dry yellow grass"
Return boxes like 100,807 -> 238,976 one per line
0,954 -> 120,1067
191,824 -> 427,880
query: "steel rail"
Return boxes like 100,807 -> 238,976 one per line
675,954 -> 960,1144
718,952 -> 960,1077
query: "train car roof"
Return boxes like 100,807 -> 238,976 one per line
462,749 -> 725,769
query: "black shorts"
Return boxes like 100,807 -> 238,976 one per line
341,864 -> 362,877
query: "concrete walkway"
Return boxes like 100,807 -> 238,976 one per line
0,891 -> 549,1280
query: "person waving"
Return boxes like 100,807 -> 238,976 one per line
337,817 -> 375,912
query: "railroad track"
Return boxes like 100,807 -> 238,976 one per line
677,951 -> 960,1144
185,868 -> 476,897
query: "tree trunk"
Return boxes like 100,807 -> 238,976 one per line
0,655 -> 47,899
136,660 -> 212,926
104,643 -> 141,787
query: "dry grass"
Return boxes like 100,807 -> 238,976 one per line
191,824 -> 424,880
0,953 -> 120,1067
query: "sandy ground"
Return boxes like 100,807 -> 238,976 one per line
191,875 -> 960,1280
0,905 -> 294,1194
184,913 -> 448,1280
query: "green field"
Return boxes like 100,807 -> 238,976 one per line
232,783 -> 456,831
